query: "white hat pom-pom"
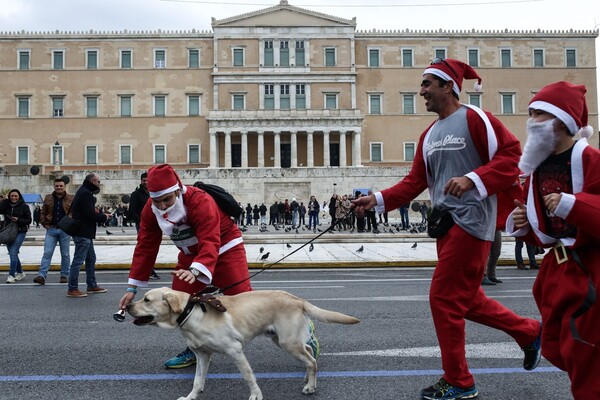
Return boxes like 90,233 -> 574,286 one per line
473,82 -> 482,92
579,125 -> 593,138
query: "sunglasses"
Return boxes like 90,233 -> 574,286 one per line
431,57 -> 458,80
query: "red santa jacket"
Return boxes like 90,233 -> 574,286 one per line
507,138 -> 600,248
379,105 -> 522,210
128,186 -> 243,286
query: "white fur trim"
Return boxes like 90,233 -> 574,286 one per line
128,278 -> 148,288
149,183 -> 180,198
554,193 -> 575,219
423,67 -> 460,95
464,172 -> 486,200
579,125 -> 593,138
473,82 -> 482,92
528,100 -> 578,134
190,262 -> 212,284
219,237 -> 244,255
373,191 -> 385,215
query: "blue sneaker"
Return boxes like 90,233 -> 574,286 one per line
307,320 -> 320,359
164,347 -> 196,369
421,378 -> 478,399
522,323 -> 542,371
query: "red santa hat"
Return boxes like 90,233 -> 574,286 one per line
528,81 -> 593,138
147,164 -> 186,198
423,58 -> 482,96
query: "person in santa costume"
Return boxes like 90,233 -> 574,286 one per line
353,58 -> 542,400
506,81 -> 599,400
118,164 -> 252,369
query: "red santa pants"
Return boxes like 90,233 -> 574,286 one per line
533,247 -> 600,400
431,225 -> 540,388
172,243 -> 252,295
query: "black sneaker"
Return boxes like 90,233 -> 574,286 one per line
481,276 -> 496,286
421,378 -> 478,399
522,323 -> 542,370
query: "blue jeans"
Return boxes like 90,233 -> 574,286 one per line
39,227 -> 71,278
68,236 -> 98,290
7,231 -> 26,276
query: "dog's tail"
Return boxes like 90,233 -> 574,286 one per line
302,301 -> 359,325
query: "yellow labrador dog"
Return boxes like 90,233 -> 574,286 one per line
127,287 -> 359,400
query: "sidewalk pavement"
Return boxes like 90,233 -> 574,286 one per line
1,222 -> 541,271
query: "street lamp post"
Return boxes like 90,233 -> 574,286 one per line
54,141 -> 61,171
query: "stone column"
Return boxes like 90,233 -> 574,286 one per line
339,131 -> 347,167
224,130 -> 232,168
323,130 -> 330,167
209,129 -> 218,168
257,130 -> 265,168
290,130 -> 298,168
274,130 -> 281,168
306,130 -> 314,167
241,130 -> 248,168
352,129 -> 362,166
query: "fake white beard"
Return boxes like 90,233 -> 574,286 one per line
151,193 -> 187,236
518,118 -> 560,175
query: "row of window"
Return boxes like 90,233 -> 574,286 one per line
15,89 -> 522,118
15,141 -> 412,166
392,47 -> 578,69
368,92 -> 518,115
13,43 -> 578,70
16,144 -> 201,166
15,94 -> 201,118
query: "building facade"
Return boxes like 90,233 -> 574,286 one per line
0,1 -> 597,205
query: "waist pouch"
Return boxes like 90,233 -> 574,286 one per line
427,208 -> 455,238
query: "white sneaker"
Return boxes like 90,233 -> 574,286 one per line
15,272 -> 26,281
6,275 -> 16,284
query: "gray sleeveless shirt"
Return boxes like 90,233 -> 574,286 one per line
424,106 -> 496,241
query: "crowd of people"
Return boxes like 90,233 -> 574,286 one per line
1,63 -> 598,398
233,193 -> 429,234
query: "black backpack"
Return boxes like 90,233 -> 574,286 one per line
193,182 -> 243,219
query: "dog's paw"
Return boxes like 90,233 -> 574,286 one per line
302,384 -> 316,395
248,394 -> 263,400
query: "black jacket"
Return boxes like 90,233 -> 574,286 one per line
71,180 -> 107,239
0,199 -> 32,233
129,185 -> 150,224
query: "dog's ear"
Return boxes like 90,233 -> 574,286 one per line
163,291 -> 185,314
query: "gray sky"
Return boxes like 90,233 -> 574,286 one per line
1,0 -> 598,112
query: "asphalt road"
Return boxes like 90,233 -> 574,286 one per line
0,268 -> 571,400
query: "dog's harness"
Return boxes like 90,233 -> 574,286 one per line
176,292 -> 227,327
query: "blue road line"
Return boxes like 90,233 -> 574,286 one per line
0,367 -> 561,383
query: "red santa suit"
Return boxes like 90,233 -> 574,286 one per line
128,185 -> 251,295
507,138 -> 600,399
375,105 -> 540,389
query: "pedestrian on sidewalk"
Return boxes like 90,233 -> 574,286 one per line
353,58 -> 541,400
118,164 -> 257,369
34,178 -> 73,285
515,238 -> 538,270
506,81 -> 599,400
66,174 -> 111,298
482,180 -> 525,285
1,189 -> 31,283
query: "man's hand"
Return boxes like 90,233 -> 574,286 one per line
543,193 -> 562,215
443,176 -> 474,198
351,194 -> 377,217
512,200 -> 530,230
118,291 -> 135,311
173,269 -> 196,284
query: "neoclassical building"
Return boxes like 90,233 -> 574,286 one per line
0,1 -> 597,204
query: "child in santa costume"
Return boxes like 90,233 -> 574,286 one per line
506,81 -> 599,400
353,58 -> 542,400
118,164 -> 252,368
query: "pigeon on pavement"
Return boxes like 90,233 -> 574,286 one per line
356,245 -> 364,253
260,252 -> 270,260
411,242 -> 418,249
